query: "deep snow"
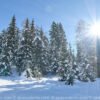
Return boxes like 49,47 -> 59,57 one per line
0,75 -> 100,100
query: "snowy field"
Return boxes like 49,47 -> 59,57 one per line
0,76 -> 100,100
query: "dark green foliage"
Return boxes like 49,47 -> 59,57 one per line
32,28 -> 49,75
49,22 -> 64,73
49,22 -> 76,85
17,19 -> 34,75
0,16 -> 19,75
6,16 -> 19,66
0,66 -> 11,76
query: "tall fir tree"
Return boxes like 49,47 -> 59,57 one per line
32,28 -> 49,75
39,28 -> 49,74
57,24 -> 76,85
0,16 -> 19,75
49,21 -> 61,73
7,15 -> 19,66
17,19 -> 34,75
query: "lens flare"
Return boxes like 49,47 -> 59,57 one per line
89,21 -> 100,37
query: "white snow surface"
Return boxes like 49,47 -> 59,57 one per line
0,75 -> 100,100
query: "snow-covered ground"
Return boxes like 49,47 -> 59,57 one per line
0,75 -> 100,100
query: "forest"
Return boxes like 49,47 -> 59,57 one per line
0,16 -> 99,85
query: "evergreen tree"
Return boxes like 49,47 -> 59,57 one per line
30,20 -> 35,35
0,33 -> 5,74
49,22 -> 61,73
32,28 -> 49,75
17,19 -> 34,75
57,23 -> 69,80
65,45 -> 77,85
0,16 -> 19,75
7,15 -> 19,66
57,23 -> 77,85
77,56 -> 96,82
40,28 -> 49,74
0,35 -> 2,55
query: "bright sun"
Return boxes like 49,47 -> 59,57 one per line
89,21 -> 100,37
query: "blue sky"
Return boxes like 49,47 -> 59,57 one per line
0,0 -> 100,51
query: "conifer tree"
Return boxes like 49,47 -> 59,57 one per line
77,56 -> 96,82
0,16 -> 19,75
0,35 -> 2,55
30,20 -> 35,35
0,33 -> 4,74
57,23 -> 68,80
17,19 -> 34,75
49,22 -> 61,73
7,15 -> 19,65
56,23 -> 77,85
65,45 -> 77,85
39,28 -> 49,74
32,28 -> 49,75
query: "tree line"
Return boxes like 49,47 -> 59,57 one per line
0,16 -> 98,85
